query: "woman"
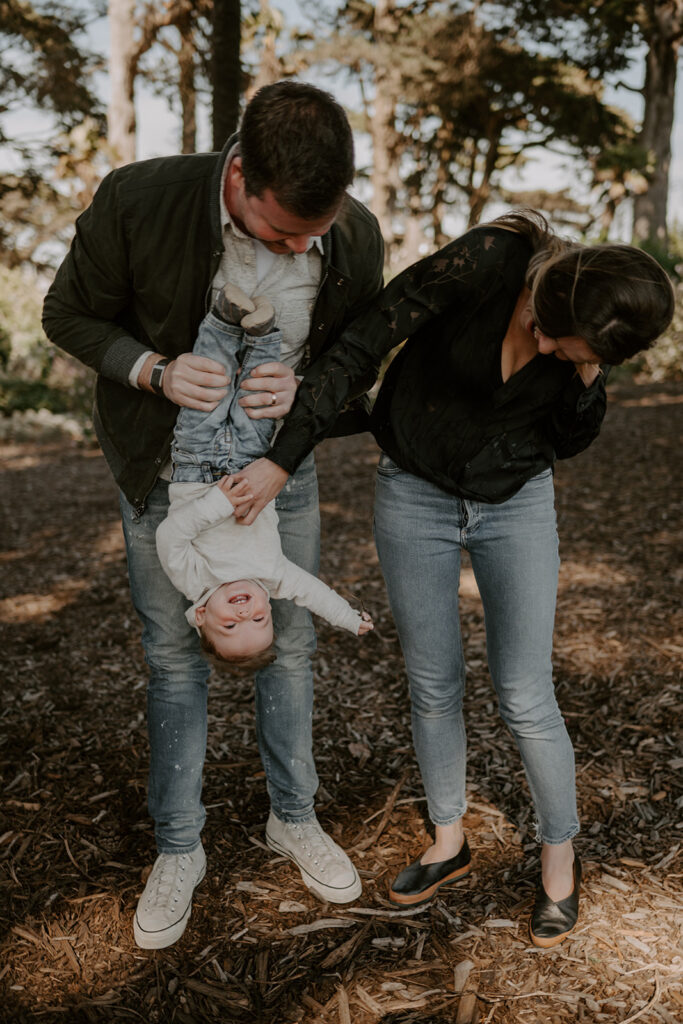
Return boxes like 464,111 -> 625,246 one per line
233,210 -> 675,947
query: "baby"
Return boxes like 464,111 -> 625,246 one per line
156,282 -> 372,666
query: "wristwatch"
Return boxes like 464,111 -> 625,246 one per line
149,358 -> 170,396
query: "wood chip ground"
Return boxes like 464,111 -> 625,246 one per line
1,382 -> 681,1023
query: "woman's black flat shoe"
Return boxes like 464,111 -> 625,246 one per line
389,837 -> 472,906
529,855 -> 582,948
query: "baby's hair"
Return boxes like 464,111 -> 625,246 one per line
200,631 -> 277,671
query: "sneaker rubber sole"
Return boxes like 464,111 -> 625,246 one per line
133,862 -> 206,950
266,830 -> 362,904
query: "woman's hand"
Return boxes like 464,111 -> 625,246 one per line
162,353 -> 230,409
238,362 -> 298,419
231,458 -> 290,525
573,362 -> 602,387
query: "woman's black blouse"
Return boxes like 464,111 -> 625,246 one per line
271,225 -> 608,503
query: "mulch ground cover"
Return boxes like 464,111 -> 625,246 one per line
0,380 -> 681,1024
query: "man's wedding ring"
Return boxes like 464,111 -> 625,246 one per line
271,392 -> 277,405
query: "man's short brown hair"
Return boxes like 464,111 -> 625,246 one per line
239,80 -> 354,218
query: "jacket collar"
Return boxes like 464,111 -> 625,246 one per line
208,133 -> 238,253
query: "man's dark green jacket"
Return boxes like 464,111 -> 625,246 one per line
42,138 -> 384,512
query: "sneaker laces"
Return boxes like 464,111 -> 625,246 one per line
143,852 -> 193,912
291,822 -> 342,876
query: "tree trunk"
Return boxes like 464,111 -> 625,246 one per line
468,127 -> 500,227
371,0 -> 402,268
212,0 -> 242,150
431,160 -> 450,248
108,0 -> 137,165
177,10 -> 197,153
246,0 -> 282,100
632,0 -> 683,247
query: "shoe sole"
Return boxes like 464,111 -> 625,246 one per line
529,923 -> 575,949
389,863 -> 472,907
530,857 -> 581,949
133,864 -> 206,950
266,832 -> 362,904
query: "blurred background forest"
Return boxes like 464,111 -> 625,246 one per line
1,0 -> 683,435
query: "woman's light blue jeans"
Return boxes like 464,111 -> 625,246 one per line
120,453 -> 321,854
373,455 -> 579,845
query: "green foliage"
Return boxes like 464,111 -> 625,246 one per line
0,168 -> 84,273
0,377 -> 72,417
0,0 -> 102,143
629,226 -> 683,379
487,0 -> 643,74
633,281 -> 683,382
0,266 -> 94,425
635,237 -> 682,280
0,324 -> 10,369
303,0 -> 639,253
0,2 -> 105,271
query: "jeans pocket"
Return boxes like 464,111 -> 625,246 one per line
377,451 -> 402,476
211,428 -> 232,464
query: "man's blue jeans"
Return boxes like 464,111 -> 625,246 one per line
373,455 -> 579,845
120,453 -> 320,854
172,313 -> 281,481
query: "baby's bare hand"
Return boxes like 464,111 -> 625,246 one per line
218,475 -> 253,509
358,611 -> 374,636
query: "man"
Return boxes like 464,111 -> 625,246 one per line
42,80 -> 384,949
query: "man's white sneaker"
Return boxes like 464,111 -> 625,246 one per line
133,845 -> 206,949
265,813 -> 362,904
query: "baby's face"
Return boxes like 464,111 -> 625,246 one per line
196,581 -> 273,659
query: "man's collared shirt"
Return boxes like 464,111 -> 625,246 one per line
213,154 -> 324,371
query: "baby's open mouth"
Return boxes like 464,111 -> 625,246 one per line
229,594 -> 250,604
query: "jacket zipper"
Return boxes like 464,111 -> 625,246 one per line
205,249 -> 224,312
300,266 -> 330,370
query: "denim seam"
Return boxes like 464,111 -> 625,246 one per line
537,825 -> 581,845
430,810 -> 467,828
156,840 -> 203,856
271,810 -> 318,825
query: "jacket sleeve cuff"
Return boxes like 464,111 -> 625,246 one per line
100,334 -> 157,386
267,434 -> 311,476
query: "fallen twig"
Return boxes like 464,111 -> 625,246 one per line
617,974 -> 663,1024
352,770 -> 409,851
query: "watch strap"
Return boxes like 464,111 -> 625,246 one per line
149,357 -> 170,396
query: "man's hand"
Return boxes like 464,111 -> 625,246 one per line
238,361 -> 298,419
163,353 -> 230,409
358,611 -> 374,636
231,458 -> 290,525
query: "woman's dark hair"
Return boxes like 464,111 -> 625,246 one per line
239,80 -> 354,219
489,208 -> 675,364
530,244 -> 675,363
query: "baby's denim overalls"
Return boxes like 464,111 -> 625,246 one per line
171,311 -> 281,483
